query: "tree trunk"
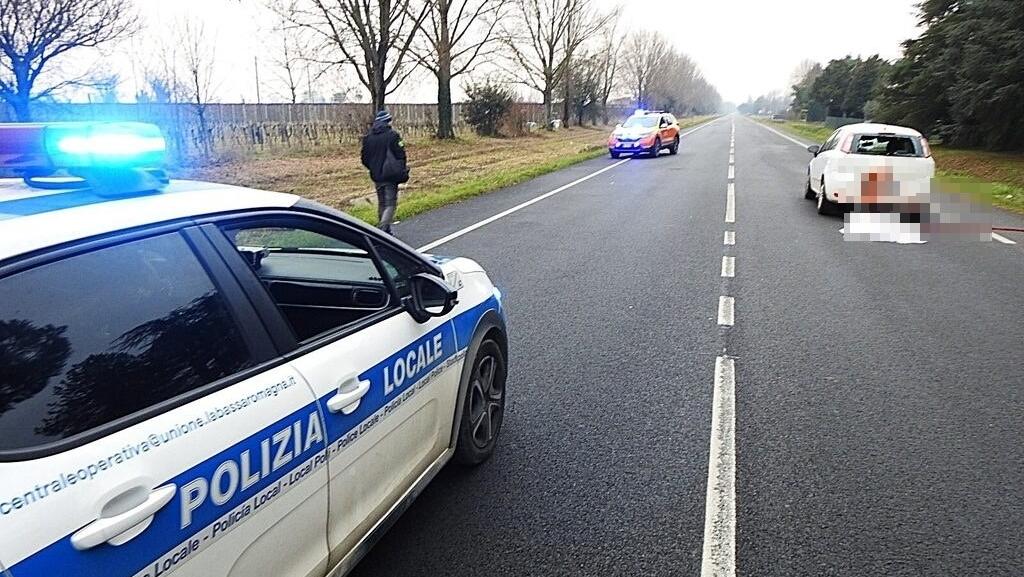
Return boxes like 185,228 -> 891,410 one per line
10,63 -> 32,121
562,65 -> 572,128
436,51 -> 454,139
543,87 -> 554,129
9,93 -> 31,121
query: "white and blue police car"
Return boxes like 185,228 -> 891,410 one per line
0,122 -> 508,577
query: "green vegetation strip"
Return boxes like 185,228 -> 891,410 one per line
348,146 -> 607,224
349,116 -> 718,224
758,118 -> 1024,214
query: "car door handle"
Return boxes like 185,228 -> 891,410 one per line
71,484 -> 176,550
326,374 -> 371,415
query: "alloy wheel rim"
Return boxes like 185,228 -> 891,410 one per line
468,354 -> 503,449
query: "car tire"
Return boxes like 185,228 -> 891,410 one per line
649,138 -> 661,158
804,177 -> 816,200
817,182 -> 839,216
610,150 -> 619,159
669,136 -> 680,155
453,339 -> 507,466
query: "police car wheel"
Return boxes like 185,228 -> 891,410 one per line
669,137 -> 680,155
610,150 -> 620,159
454,339 -> 506,465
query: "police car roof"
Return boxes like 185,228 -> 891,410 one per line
0,178 -> 299,262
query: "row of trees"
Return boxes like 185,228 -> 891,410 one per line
0,0 -> 721,140
746,0 -> 1023,151
788,55 -> 891,121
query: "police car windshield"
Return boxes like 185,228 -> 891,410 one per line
234,228 -> 366,254
622,116 -> 658,129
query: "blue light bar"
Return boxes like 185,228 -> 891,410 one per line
44,122 -> 166,168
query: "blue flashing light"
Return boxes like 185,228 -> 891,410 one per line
44,122 -> 166,168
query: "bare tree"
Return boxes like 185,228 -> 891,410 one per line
282,0 -> 430,112
648,50 -> 720,115
624,30 -> 670,109
0,0 -> 136,120
93,74 -> 121,103
502,0 -> 609,127
593,13 -> 623,124
271,21 -> 308,104
414,0 -> 509,139
559,2 -> 616,127
178,19 -> 218,157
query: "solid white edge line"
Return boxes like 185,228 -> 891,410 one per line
701,356 -> 736,577
417,159 -> 628,251
724,231 -> 735,245
417,117 -> 728,252
721,256 -> 735,278
717,296 -> 735,326
745,116 -> 812,148
992,232 -> 1017,245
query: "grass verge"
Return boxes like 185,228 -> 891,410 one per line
755,118 -> 1024,214
184,115 -> 717,225
348,146 -> 607,223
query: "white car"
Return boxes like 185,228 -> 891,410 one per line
805,123 -> 935,215
0,122 -> 508,577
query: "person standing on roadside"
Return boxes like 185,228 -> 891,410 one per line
361,110 -> 409,234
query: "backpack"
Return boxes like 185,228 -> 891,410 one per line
381,145 -> 410,184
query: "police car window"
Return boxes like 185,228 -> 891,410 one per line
0,233 -> 255,451
224,225 -> 392,342
372,241 -> 435,300
622,116 -> 658,128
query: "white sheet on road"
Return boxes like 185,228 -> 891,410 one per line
842,212 -> 927,244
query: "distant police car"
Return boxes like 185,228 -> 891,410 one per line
0,122 -> 508,577
607,110 -> 681,158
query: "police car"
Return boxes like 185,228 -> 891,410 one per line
0,122 -> 509,577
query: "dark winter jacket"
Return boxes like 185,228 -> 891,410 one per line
361,121 -> 408,184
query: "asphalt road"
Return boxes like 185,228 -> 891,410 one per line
350,115 -> 1024,577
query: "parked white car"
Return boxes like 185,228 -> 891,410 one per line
805,123 -> 935,215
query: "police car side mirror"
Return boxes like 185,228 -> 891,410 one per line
405,273 -> 458,323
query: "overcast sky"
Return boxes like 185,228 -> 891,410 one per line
107,0 -> 923,105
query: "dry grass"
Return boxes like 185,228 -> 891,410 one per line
176,126 -> 615,212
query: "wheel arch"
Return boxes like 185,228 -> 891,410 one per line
448,308 -> 507,450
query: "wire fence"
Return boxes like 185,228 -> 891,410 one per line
1,102 -> 637,163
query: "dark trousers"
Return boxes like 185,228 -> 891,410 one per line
375,182 -> 398,233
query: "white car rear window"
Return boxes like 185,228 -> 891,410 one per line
852,134 -> 923,157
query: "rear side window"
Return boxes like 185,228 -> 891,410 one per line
0,233 -> 255,451
851,134 -> 923,157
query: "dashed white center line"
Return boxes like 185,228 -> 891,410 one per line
992,232 -> 1017,245
717,296 -> 735,326
701,356 -> 737,577
729,154 -> 735,164
725,184 -> 735,223
724,231 -> 735,245
727,166 -> 735,180
721,256 -> 735,278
